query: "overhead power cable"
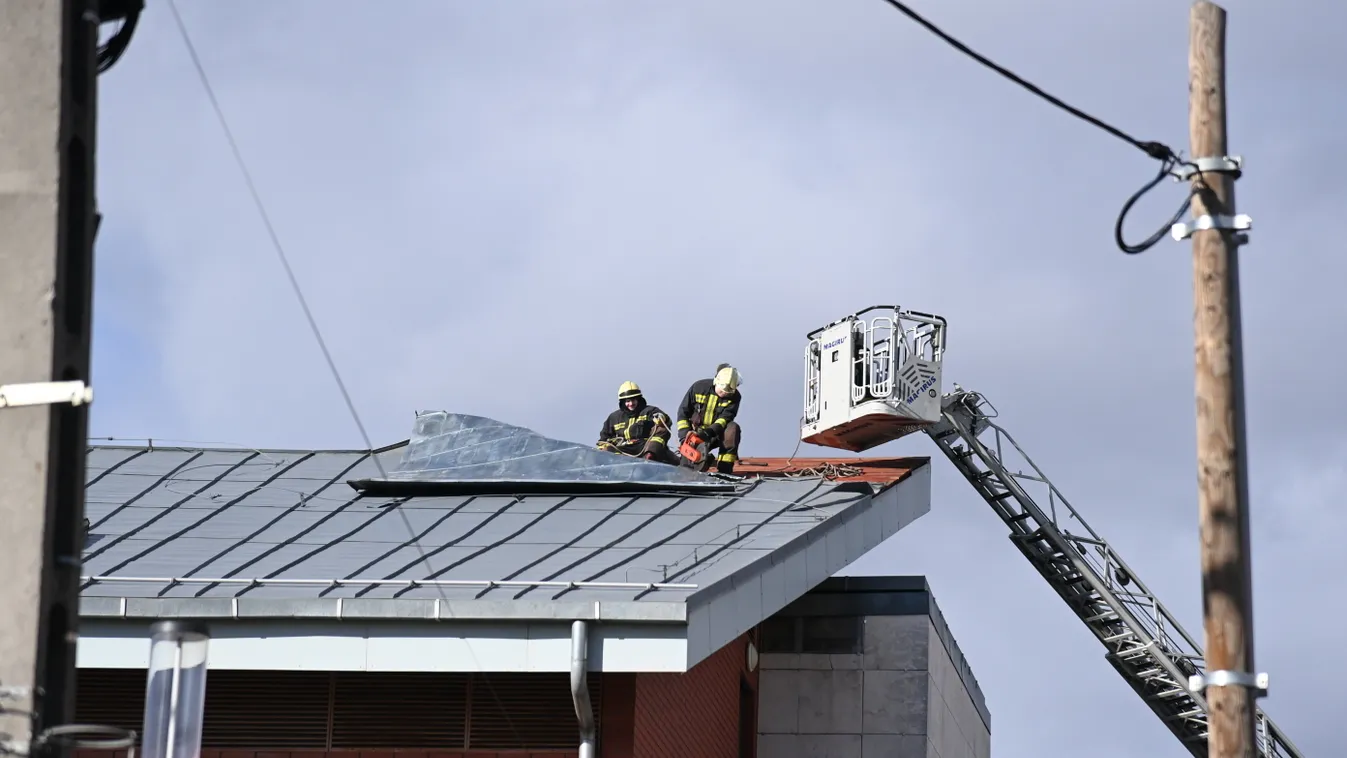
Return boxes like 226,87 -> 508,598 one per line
875,0 -> 1195,255
165,2 -> 523,743
165,0 -> 382,470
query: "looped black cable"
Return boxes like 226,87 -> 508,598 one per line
1115,156 -> 1196,255
875,0 -> 1194,255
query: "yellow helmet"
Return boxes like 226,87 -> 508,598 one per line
713,366 -> 741,392
618,381 -> 643,401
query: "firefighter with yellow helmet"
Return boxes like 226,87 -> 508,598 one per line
676,364 -> 743,474
597,381 -> 677,464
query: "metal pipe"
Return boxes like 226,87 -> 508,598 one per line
569,620 -> 596,758
141,620 -> 210,758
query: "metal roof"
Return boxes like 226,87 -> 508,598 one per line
79,443 -> 932,666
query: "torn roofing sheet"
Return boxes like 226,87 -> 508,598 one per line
349,411 -> 735,496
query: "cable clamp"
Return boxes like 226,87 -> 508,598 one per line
0,381 -> 94,410
1187,669 -> 1268,698
1171,213 -> 1252,243
1171,155 -> 1243,182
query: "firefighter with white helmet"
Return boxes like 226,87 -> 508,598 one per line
597,381 -> 677,464
676,363 -> 743,474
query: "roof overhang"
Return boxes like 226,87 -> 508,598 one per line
77,617 -> 691,673
79,596 -> 688,623
76,458 -> 933,674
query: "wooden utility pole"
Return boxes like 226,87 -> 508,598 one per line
1188,3 -> 1259,757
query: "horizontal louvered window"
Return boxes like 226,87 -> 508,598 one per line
76,668 -> 601,751
74,668 -> 144,736
330,671 -> 469,748
203,670 -> 330,747
470,673 -> 600,750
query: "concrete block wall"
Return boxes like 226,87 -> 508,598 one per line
755,576 -> 990,758
925,602 -> 991,758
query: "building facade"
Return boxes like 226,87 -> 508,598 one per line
74,579 -> 986,758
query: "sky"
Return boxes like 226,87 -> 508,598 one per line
88,1 -> 1344,756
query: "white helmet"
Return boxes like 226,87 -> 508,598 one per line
714,366 -> 741,392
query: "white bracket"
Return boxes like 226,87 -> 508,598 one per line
1171,154 -> 1243,183
1169,154 -> 1251,246
1187,669 -> 1269,699
0,381 -> 94,409
1171,213 -> 1253,243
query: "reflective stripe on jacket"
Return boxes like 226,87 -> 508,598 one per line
676,378 -> 741,435
599,400 -> 672,447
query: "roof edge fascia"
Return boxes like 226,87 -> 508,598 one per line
869,456 -> 930,494
79,596 -> 687,624
690,462 -> 934,611
681,462 -> 934,667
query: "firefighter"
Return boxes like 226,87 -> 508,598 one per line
676,364 -> 742,474
597,381 -> 677,464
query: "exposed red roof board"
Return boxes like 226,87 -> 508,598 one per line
735,456 -> 929,489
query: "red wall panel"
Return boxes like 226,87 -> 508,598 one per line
623,634 -> 758,758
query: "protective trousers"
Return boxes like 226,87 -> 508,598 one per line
709,422 -> 742,473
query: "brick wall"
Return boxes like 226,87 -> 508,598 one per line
619,634 -> 757,758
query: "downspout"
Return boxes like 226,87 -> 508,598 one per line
570,620 -> 597,758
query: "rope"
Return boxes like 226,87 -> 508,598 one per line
782,462 -> 866,481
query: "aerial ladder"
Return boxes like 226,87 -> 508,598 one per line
800,306 -> 1305,758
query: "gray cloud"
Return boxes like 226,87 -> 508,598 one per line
90,1 -> 1343,754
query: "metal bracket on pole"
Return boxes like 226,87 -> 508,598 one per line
1188,669 -> 1269,699
1171,154 -> 1243,182
1171,213 -> 1253,244
1170,154 -> 1251,244
0,381 -> 93,409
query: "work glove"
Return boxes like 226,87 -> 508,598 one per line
695,426 -> 716,441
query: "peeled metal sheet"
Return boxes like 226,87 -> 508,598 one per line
350,411 -> 733,494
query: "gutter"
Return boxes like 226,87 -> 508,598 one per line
78,595 -> 689,623
570,620 -> 597,758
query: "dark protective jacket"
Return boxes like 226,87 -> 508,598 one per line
599,397 -> 673,449
676,378 -> 742,440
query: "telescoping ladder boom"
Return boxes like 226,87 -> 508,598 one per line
925,388 -> 1304,758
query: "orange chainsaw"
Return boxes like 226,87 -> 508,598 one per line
678,431 -> 712,470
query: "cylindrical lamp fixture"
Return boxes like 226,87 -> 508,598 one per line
140,621 -> 210,758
